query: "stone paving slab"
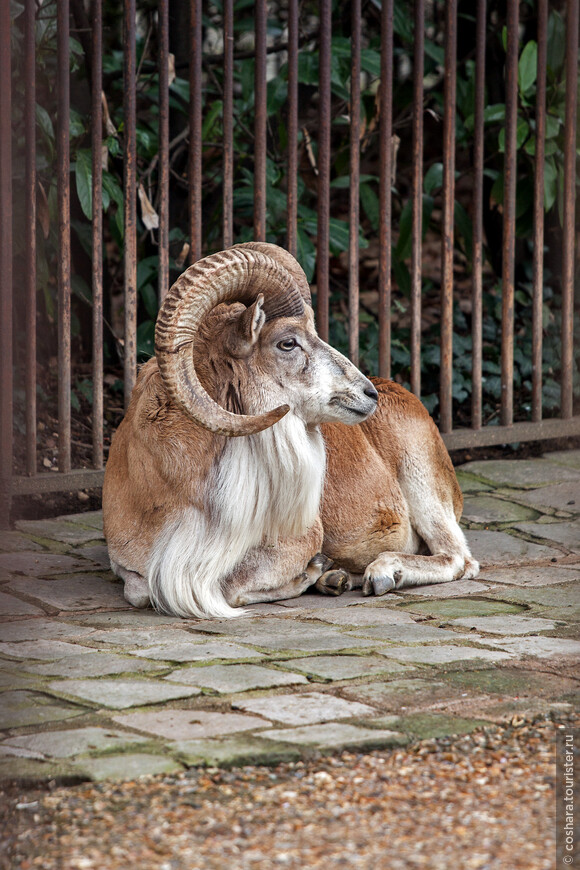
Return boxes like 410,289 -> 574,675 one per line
5,574 -> 125,611
0,691 -> 86,730
11,520 -> 104,546
0,592 -> 44,616
0,619 -> 98,643
111,709 -> 272,740
477,564 -> 580,586
0,532 -> 43,553
483,636 -> 580,658
0,552 -> 103,578
172,735 -> 302,768
456,458 -> 580,488
401,578 -> 493,597
1,727 -> 150,759
55,511 -> 105,529
375,712 -> 493,739
23,652 -> 165,678
257,722 -> 409,752
512,519 -> 580,552
463,530 -> 564,565
513,481 -> 580,513
47,677 -> 203,709
0,669 -> 39,690
74,753 -> 183,782
544,448 -> 580,469
299,607 -> 415,625
164,663 -> 309,693
447,615 -> 558,634
274,654 -> 412,681
440,666 -> 580,699
0,639 -> 98,660
128,640 -> 265,662
87,626 -> 207,647
232,692 -> 378,726
461,495 -> 538,524
339,678 -> 453,711
344,623 -> 461,642
375,644 -> 514,665
1,451 -> 579,783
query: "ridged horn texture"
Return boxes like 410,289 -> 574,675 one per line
233,242 -> 312,308
155,246 -> 307,437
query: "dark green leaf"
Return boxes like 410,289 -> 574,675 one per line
498,117 -> 530,153
36,103 -> 55,142
547,11 -> 565,75
360,49 -> 381,79
330,174 -> 378,189
424,41 -> 444,65
544,155 -> 558,211
267,76 -> 288,114
297,52 -> 318,85
296,225 -> 316,283
102,172 -> 124,209
454,200 -> 473,254
483,104 -> 506,125
393,3 -> 413,42
74,149 -> 92,220
518,41 -> 537,95
201,100 -> 223,139
140,283 -> 158,321
69,109 -> 85,138
360,183 -> 379,231
424,162 -> 443,194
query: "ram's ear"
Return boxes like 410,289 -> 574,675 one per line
227,293 -> 266,357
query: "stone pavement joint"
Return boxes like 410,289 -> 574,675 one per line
0,449 -> 578,782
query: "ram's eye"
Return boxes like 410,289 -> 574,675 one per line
277,338 -> 297,352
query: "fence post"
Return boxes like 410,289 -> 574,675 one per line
0,0 -> 13,528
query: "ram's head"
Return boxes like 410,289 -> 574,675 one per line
155,242 -> 378,436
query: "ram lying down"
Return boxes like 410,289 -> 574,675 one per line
103,242 -> 478,618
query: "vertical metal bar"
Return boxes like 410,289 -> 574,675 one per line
158,0 -> 170,300
500,0 -> 519,427
561,0 -> 579,419
286,0 -> 299,258
316,0 -> 332,342
532,0 -> 547,423
123,0 -> 137,409
223,0 -> 234,248
410,0 -> 424,397
254,0 -> 268,241
348,0 -> 361,366
25,0 -> 37,475
91,0 -> 104,469
0,0 -> 13,526
378,0 -> 393,380
57,0 -> 72,472
439,0 -> 457,433
189,0 -> 202,262
471,0 -> 486,430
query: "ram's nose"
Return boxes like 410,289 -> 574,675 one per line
364,384 -> 379,403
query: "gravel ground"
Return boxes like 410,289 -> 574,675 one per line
2,712 -> 571,870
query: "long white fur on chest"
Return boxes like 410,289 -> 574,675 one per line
147,413 -> 325,618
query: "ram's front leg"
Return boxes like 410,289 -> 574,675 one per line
223,518 -> 331,607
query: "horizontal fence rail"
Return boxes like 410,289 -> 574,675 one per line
1,0 -> 579,526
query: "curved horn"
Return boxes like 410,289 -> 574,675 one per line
155,247 -> 304,437
233,242 -> 312,307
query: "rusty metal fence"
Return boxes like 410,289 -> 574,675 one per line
1,0 -> 579,527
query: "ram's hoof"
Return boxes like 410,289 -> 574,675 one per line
362,574 -> 396,596
305,553 -> 334,583
316,568 -> 350,596
124,577 -> 151,609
